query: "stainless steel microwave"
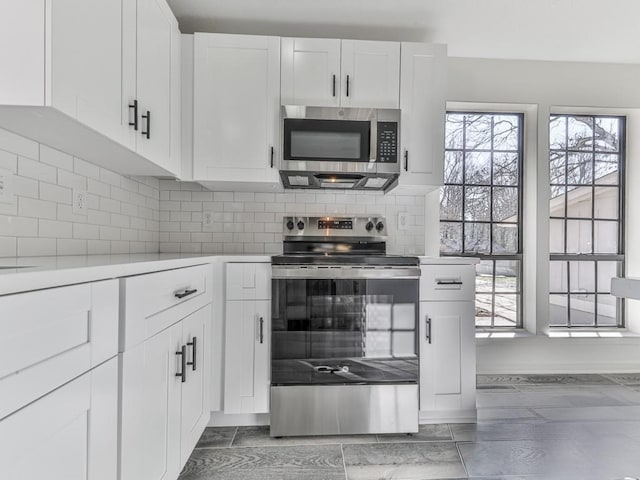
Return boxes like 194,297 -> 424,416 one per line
279,105 -> 401,191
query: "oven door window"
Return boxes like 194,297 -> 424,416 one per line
271,278 -> 418,385
283,119 -> 370,162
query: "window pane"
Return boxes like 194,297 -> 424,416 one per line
594,117 -> 620,153
465,152 -> 491,184
440,185 -> 463,220
567,152 -> 593,184
495,260 -> 519,292
465,187 -> 491,221
549,116 -> 567,150
493,152 -> 519,185
594,187 -> 618,219
566,220 -> 592,254
566,186 -> 592,218
550,261 -> 568,293
493,187 -> 518,222
570,261 -> 595,293
492,224 -> 518,254
567,116 -> 594,151
440,222 -> 462,254
570,294 -> 595,326
596,294 -> 617,326
550,153 -> 566,184
475,294 -> 493,327
444,151 -> 463,183
594,221 -> 618,254
493,115 -> 520,151
465,115 -> 492,149
549,219 -> 565,254
464,223 -> 490,253
595,154 -> 619,184
550,186 -> 565,217
549,294 -> 568,326
445,114 -> 464,149
476,260 -> 493,293
597,261 -> 619,293
494,294 -> 518,327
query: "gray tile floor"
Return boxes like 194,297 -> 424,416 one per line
179,374 -> 640,480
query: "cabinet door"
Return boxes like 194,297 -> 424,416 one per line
0,357 -> 118,480
224,300 -> 270,414
180,305 -> 211,467
193,33 -> 280,184
281,37 -> 341,106
419,301 -> 475,412
120,323 -> 182,480
340,40 -> 400,108
136,0 -> 180,174
399,43 -> 446,185
49,0 -> 129,146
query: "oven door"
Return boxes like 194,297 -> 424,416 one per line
271,269 -> 419,387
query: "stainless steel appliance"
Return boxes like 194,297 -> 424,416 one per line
279,106 -> 400,191
270,216 -> 420,437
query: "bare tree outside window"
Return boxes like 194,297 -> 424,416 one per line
549,114 -> 625,328
441,113 -> 523,328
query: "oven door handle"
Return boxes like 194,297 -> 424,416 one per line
271,266 -> 421,279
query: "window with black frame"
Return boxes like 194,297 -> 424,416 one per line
548,114 -> 625,328
440,112 -> 524,328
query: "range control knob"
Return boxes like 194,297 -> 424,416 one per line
375,221 -> 385,232
365,221 -> 374,232
297,220 -> 305,230
286,219 -> 295,230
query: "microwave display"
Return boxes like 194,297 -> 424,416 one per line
377,122 -> 398,164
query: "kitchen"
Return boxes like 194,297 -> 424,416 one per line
2,0 -> 640,479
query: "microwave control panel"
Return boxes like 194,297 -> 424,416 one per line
377,122 -> 398,163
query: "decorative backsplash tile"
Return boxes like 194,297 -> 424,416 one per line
0,128 -> 160,257
158,181 -> 426,255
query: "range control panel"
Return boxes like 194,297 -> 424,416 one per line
284,216 -> 387,237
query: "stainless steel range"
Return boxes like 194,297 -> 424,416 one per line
270,216 -> 420,437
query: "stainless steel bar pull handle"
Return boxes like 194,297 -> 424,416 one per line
404,150 -> 409,171
425,316 -> 432,344
346,74 -> 350,97
176,345 -> 187,383
175,288 -> 198,299
270,146 -> 274,168
259,317 -> 264,344
436,280 -> 463,286
187,337 -> 197,371
332,74 -> 336,97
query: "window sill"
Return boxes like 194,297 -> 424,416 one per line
476,329 -> 535,340
475,329 -> 640,340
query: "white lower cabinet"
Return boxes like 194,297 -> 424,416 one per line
0,356 -> 118,480
223,262 -> 271,414
119,265 -> 212,480
419,263 -> 477,422
224,300 -> 271,414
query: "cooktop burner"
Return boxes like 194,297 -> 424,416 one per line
271,254 -> 419,266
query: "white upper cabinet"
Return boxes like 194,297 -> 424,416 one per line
281,38 -> 342,106
340,40 -> 400,108
192,34 -> 281,190
0,0 -> 180,177
124,0 -> 181,176
281,38 -> 400,109
396,43 -> 447,191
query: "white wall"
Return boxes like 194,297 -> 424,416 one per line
445,56 -> 640,372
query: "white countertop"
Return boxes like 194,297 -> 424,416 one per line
0,254 -> 271,296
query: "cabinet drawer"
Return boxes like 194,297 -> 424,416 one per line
121,264 -> 213,350
226,263 -> 271,300
0,280 -> 118,420
420,264 -> 475,302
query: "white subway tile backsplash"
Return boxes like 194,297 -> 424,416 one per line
17,237 -> 57,256
19,157 -> 57,183
40,145 -> 73,171
0,129 -> 39,159
0,236 -> 17,256
40,182 -> 72,205
39,219 -> 72,238
0,149 -> 18,172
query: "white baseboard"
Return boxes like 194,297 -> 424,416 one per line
208,411 -> 270,427
419,409 -> 477,424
